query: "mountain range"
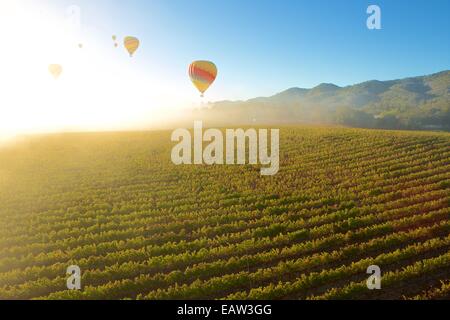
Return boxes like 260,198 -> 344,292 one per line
193,70 -> 450,130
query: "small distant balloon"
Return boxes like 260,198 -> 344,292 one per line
189,61 -> 218,97
48,64 -> 63,79
124,36 -> 140,57
112,35 -> 118,47
78,43 -> 83,49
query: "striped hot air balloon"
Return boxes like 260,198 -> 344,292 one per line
124,36 -> 140,57
189,61 -> 217,97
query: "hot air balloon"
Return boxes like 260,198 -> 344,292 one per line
112,35 -> 118,47
189,61 -> 217,97
48,64 -> 63,79
124,36 -> 140,57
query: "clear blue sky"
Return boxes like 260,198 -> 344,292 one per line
40,0 -> 450,99
0,0 -> 447,135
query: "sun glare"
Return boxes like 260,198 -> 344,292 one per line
0,1 -> 190,139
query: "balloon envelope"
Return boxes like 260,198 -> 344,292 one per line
124,36 -> 140,57
48,64 -> 63,79
189,61 -> 217,97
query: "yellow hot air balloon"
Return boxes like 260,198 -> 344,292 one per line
189,61 -> 218,97
48,64 -> 63,79
124,36 -> 140,57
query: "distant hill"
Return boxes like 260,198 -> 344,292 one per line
194,70 -> 450,130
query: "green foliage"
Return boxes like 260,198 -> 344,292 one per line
202,70 -> 450,131
0,126 -> 449,299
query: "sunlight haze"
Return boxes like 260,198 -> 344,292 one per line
0,0 -> 449,138
0,1 -> 200,138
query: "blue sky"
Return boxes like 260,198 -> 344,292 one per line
52,0 -> 450,98
0,0 -> 449,135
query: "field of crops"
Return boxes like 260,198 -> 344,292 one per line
0,126 -> 449,300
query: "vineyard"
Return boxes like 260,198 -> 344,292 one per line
0,126 -> 449,300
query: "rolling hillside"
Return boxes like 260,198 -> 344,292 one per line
198,71 -> 450,130
0,126 -> 449,299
